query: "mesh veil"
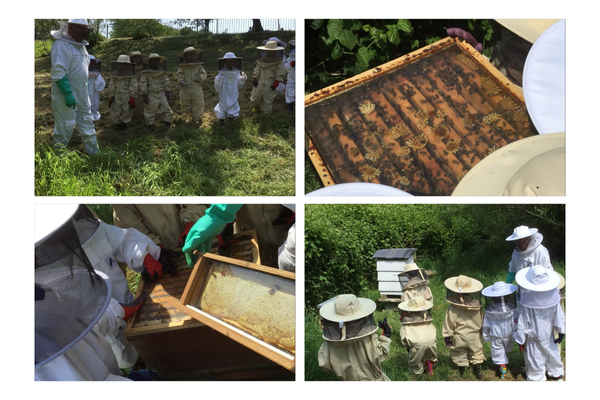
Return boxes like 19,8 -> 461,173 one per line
322,314 -> 377,341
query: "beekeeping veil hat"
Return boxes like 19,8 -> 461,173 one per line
451,132 -> 565,196
516,266 -> 561,308
495,19 -> 560,44
50,20 -> 90,45
444,275 -> 483,293
35,204 -> 111,370
319,294 -> 378,341
506,225 -> 538,241
257,40 -> 284,51
398,295 -> 433,312
483,281 -> 518,313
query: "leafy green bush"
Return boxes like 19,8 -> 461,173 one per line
305,204 -> 564,308
179,27 -> 194,36
305,19 -> 494,94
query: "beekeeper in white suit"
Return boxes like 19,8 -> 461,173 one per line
283,40 -> 295,114
35,206 -> 129,380
505,225 -> 553,284
214,52 -> 247,125
88,55 -> 105,122
514,266 -> 565,381
318,294 -> 391,381
50,19 -> 100,155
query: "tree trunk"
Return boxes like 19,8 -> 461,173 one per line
252,19 -> 263,32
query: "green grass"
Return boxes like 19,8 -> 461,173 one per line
35,40 -> 53,59
35,31 -> 295,196
305,260 -> 566,381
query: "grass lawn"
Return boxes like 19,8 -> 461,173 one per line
35,31 -> 295,196
305,259 -> 566,381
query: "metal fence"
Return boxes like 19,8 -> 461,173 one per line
208,19 -> 295,34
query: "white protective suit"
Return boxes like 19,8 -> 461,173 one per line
35,328 -> 129,381
514,292 -> 566,381
283,53 -> 295,105
214,69 -> 247,119
277,223 -> 295,272
139,71 -> 173,125
482,303 -> 516,365
318,334 -> 391,381
50,27 -> 99,155
74,219 -> 161,304
250,59 -> 287,113
509,232 -> 553,274
88,70 -> 105,121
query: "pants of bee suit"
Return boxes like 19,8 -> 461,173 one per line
483,310 -> 515,365
250,83 -> 278,113
144,93 -> 173,125
88,74 -> 105,121
401,323 -> 438,374
318,334 -> 391,381
35,329 -> 128,381
133,72 -> 143,117
51,40 -> 100,155
443,305 -> 486,366
112,92 -> 134,124
180,91 -> 204,122
514,305 -> 565,381
93,298 -> 139,369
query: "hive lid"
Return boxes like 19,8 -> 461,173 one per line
372,248 -> 416,260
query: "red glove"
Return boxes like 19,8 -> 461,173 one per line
519,344 -> 524,353
121,296 -> 145,321
179,222 -> 195,247
290,61 -> 295,67
271,80 -> 279,90
253,78 -> 259,88
109,96 -> 114,107
128,97 -> 135,109
142,253 -> 163,282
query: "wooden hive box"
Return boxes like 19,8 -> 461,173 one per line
305,37 -> 538,195
168,252 -> 295,372
373,248 -> 416,297
125,230 -> 293,380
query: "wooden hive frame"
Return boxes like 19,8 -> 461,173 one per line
167,252 -> 296,372
305,37 -> 535,194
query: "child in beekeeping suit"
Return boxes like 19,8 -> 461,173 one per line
399,263 -> 433,303
106,55 -> 137,130
482,281 -> 518,379
177,47 -> 207,124
398,296 -> 437,375
442,275 -> 486,379
87,55 -> 105,122
318,294 -> 391,381
214,52 -> 247,125
283,40 -> 295,114
140,53 -> 173,130
514,266 -> 565,381
129,51 -> 147,118
251,40 -> 287,113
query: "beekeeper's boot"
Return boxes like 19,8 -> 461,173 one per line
474,364 -> 483,380
499,364 -> 507,379
425,360 -> 434,376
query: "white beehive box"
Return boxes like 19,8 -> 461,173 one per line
373,248 -> 416,296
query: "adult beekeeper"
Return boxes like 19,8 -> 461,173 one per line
398,296 -> 437,375
482,281 -> 518,379
87,55 -> 105,122
505,225 -> 553,284
140,53 -> 173,130
442,275 -> 486,379
182,204 -> 295,271
112,204 -> 209,250
251,40 -> 287,113
50,19 -> 99,155
318,294 -> 391,381
514,266 -> 565,381
214,52 -> 247,125
177,47 -> 207,124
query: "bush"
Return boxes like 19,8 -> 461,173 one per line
179,27 -> 194,36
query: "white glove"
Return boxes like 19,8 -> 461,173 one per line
240,72 -> 247,79
179,80 -> 189,87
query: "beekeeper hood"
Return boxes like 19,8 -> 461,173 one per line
506,226 -> 544,255
320,294 -> 378,341
399,263 -> 427,282
89,55 -> 101,72
218,52 -> 242,71
398,295 -> 433,324
50,19 -> 93,46
288,40 -> 295,58
111,55 -> 136,77
482,281 -> 517,313
444,275 -> 483,309
179,46 -> 203,65
129,51 -> 147,70
516,266 -> 561,308
35,204 -> 112,370
143,53 -> 167,72
257,40 -> 284,66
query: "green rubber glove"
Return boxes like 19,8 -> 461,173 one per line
182,204 -> 243,266
56,76 -> 76,109
505,271 -> 516,284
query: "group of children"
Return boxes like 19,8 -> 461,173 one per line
317,226 -> 566,381
86,37 -> 295,131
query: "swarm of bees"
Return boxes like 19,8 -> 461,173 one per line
481,76 -> 501,96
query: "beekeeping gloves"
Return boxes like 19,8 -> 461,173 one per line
182,204 -> 243,266
447,28 -> 483,53
56,76 -> 77,109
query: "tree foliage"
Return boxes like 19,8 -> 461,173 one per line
305,204 -> 565,308
305,19 -> 495,94
110,19 -> 175,39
